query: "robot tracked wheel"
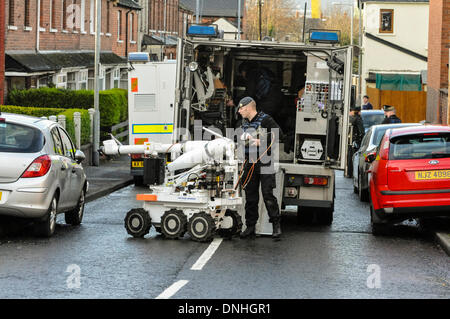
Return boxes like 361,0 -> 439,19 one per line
160,209 -> 188,239
187,212 -> 216,242
124,208 -> 152,238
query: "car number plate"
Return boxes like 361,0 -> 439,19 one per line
132,161 -> 144,168
415,170 -> 450,180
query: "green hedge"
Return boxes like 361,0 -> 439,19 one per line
1,105 -> 91,146
6,88 -> 128,137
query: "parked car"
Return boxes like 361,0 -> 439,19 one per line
361,110 -> 385,133
0,113 -> 88,237
352,123 -> 421,202
367,125 -> 450,235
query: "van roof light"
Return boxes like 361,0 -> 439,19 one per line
187,24 -> 218,38
128,52 -> 150,63
309,29 -> 340,44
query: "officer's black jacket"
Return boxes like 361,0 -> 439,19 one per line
241,112 -> 284,164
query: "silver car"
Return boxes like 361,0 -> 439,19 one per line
0,113 -> 88,237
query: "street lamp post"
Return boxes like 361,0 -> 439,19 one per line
237,0 -> 241,40
93,0 -> 102,166
258,0 -> 262,40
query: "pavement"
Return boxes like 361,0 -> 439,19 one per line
84,154 -> 134,203
83,156 -> 450,257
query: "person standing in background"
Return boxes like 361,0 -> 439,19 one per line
362,95 -> 373,110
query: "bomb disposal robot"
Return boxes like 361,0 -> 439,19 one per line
101,128 -> 243,242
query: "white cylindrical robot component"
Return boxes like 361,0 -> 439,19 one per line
101,139 -> 182,156
182,141 -> 208,152
167,138 -> 233,172
101,140 -> 147,155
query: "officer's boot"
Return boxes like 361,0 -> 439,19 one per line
272,221 -> 282,240
240,225 -> 256,239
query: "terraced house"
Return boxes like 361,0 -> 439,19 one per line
4,0 -> 141,99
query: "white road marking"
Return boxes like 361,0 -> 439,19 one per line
155,238 -> 223,299
191,238 -> 223,271
155,280 -> 189,299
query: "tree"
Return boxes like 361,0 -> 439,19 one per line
244,0 -> 303,41
321,5 -> 361,46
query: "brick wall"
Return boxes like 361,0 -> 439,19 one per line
6,0 -> 139,58
441,0 -> 449,88
149,0 -> 181,34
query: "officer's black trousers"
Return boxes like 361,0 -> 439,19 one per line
242,162 -> 280,227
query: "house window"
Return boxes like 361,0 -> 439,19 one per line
80,0 -> 85,33
130,13 -> 134,42
38,74 -> 53,88
50,0 -> 57,30
78,70 -> 88,90
56,73 -> 68,89
8,0 -> 15,26
72,0 -> 78,31
90,0 -> 94,34
113,68 -> 120,88
117,11 -> 122,41
24,0 -> 31,27
106,1 -> 110,34
67,72 -> 77,90
39,0 -> 44,28
87,67 -> 105,90
62,0 -> 68,30
379,9 -> 394,33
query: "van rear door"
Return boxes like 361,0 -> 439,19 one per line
328,46 -> 352,170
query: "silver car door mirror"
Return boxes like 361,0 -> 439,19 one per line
75,150 -> 86,164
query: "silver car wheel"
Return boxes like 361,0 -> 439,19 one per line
49,197 -> 57,233
78,190 -> 85,219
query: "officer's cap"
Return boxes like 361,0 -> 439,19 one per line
237,97 -> 255,111
383,105 -> 395,112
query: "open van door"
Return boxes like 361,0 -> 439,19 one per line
174,38 -> 194,143
328,46 -> 353,170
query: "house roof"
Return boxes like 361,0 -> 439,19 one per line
142,34 -> 178,46
6,51 -> 126,73
117,0 -> 141,10
180,0 -> 244,18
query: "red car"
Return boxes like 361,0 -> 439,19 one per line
367,125 -> 450,235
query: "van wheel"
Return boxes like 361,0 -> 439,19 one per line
65,188 -> 85,225
317,207 -> 333,225
35,195 -> 58,237
358,175 -> 369,202
297,206 -> 313,225
133,176 -> 144,187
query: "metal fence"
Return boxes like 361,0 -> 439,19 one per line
41,108 -> 97,150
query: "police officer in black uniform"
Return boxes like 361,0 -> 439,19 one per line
347,106 -> 365,177
382,105 -> 402,124
236,97 -> 283,240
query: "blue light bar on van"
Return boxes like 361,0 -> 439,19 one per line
187,24 -> 218,37
128,52 -> 150,62
309,30 -> 340,44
